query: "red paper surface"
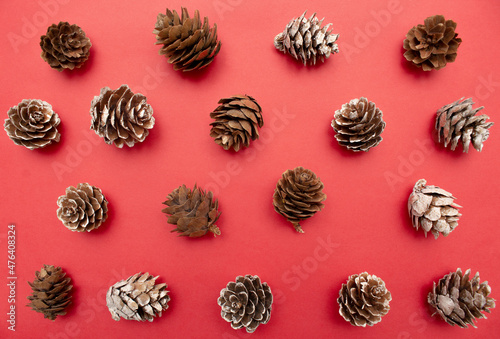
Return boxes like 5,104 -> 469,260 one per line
1,0 -> 499,338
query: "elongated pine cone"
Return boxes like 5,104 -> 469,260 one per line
273,167 -> 326,233
408,179 -> 461,239
428,268 -> 495,328
436,97 -> 493,153
403,15 -> 461,71
162,184 -> 221,237
332,97 -> 386,152
210,95 -> 264,151
274,11 -> 339,65
57,183 -> 108,232
40,22 -> 91,71
106,272 -> 170,322
27,265 -> 72,320
218,275 -> 273,333
4,99 -> 60,150
153,8 -> 221,72
338,272 -> 392,327
90,84 -> 155,148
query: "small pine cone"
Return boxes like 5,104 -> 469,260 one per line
4,99 -> 60,150
210,95 -> 264,151
106,272 -> 170,322
162,184 -> 221,237
428,268 -> 495,328
408,179 -> 461,239
403,15 -> 461,71
27,265 -> 73,320
90,85 -> 155,148
436,97 -> 493,153
338,272 -> 392,327
218,275 -> 273,333
153,8 -> 221,72
273,167 -> 326,233
40,22 -> 91,71
274,11 -> 339,65
331,97 -> 386,152
57,183 -> 108,232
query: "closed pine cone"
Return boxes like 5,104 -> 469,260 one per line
210,95 -> 264,151
428,268 -> 495,328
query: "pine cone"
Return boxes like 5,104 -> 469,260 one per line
331,97 -> 386,152
40,22 -> 91,71
106,272 -> 170,322
90,84 -> 155,148
4,99 -> 60,150
27,265 -> 72,320
408,179 -> 461,239
162,184 -> 221,237
403,15 -> 461,71
428,268 -> 495,328
273,167 -> 326,233
274,11 -> 339,65
209,95 -> 264,151
153,8 -> 221,72
338,272 -> 392,327
436,97 -> 493,153
218,275 -> 273,333
56,183 -> 108,232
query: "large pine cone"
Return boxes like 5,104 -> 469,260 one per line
273,167 -> 326,233
436,97 -> 493,153
27,265 -> 73,320
40,22 -> 91,71
403,15 -> 461,71
274,11 -> 339,65
408,179 -> 461,239
332,97 -> 386,152
153,8 -> 221,72
209,95 -> 264,151
90,84 -> 155,148
338,272 -> 392,327
106,272 -> 170,322
218,275 -> 273,333
428,268 -> 495,328
57,183 -> 108,232
4,99 -> 60,150
162,184 -> 221,237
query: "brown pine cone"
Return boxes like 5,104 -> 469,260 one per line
403,15 -> 461,71
273,167 -> 326,233
436,97 -> 493,153
153,8 -> 221,72
40,22 -> 92,71
209,95 -> 264,151
218,275 -> 273,333
57,183 -> 108,232
338,272 -> 392,327
162,184 -> 221,237
428,268 -> 495,328
106,272 -> 170,322
90,84 -> 155,148
27,265 -> 73,320
4,99 -> 60,150
331,97 -> 386,152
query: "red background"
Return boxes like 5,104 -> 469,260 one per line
1,0 -> 499,338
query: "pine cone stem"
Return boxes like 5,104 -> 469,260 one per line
293,223 -> 304,233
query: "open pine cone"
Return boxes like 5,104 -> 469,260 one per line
403,15 -> 461,71
218,275 -> 273,333
428,268 -> 495,328
210,95 -> 264,151
153,8 -> 221,72
40,22 -> 92,71
90,84 -> 155,148
4,99 -> 60,150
